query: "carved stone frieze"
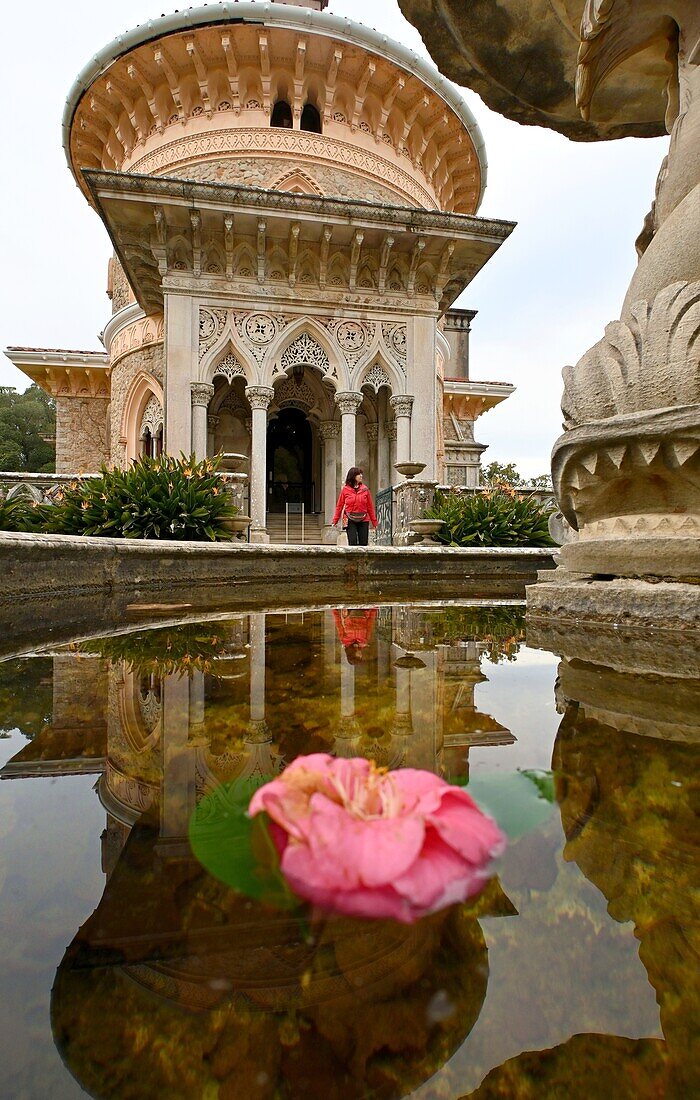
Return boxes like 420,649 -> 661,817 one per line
109,314 -> 164,366
127,129 -> 438,210
381,321 -> 407,362
198,307 -> 228,361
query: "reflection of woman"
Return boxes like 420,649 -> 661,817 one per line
332,467 -> 377,547
333,608 -> 377,664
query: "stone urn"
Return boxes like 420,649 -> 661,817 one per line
394,462 -> 426,481
223,514 -> 251,540
409,518 -> 444,545
219,452 -> 248,473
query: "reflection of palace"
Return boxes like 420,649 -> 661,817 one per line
0,608 -> 519,1099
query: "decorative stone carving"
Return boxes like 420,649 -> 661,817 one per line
244,313 -> 276,345
361,364 -> 392,393
382,321 -> 407,362
198,307 -> 227,360
336,321 -> 367,353
319,420 -> 341,441
335,391 -> 364,416
126,129 -> 439,211
190,383 -> 214,408
274,378 -> 316,410
245,385 -> 275,411
562,282 -> 700,426
207,414 -> 220,431
365,423 -> 380,442
213,352 -> 246,384
280,333 -> 331,376
390,394 -> 414,418
386,419 -> 398,442
140,394 -> 163,437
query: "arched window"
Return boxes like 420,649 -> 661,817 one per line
271,100 -> 293,128
300,103 -> 322,134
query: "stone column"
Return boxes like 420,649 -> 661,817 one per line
248,612 -> 267,728
386,419 -> 397,483
161,673 -> 194,840
377,391 -> 391,490
409,316 -> 437,479
390,395 -> 415,467
207,414 -> 220,458
366,422 -> 379,495
245,386 -> 274,543
191,383 -> 214,460
320,420 -> 341,540
164,293 -> 195,455
335,391 -> 363,479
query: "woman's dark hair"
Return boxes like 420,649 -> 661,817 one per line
344,642 -> 364,664
345,466 -> 363,487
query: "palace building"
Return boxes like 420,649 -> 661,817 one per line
5,0 -> 515,542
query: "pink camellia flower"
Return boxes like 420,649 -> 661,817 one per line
248,753 -> 506,923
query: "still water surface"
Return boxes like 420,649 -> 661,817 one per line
0,603 -> 696,1098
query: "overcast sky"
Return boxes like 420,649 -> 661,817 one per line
0,0 -> 667,476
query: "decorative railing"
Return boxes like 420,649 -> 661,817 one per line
375,486 -> 394,545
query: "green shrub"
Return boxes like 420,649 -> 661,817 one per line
48,454 -> 237,541
425,488 -> 555,548
82,623 -> 230,676
0,494 -> 51,533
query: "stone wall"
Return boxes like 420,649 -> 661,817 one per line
109,257 -> 136,315
55,397 -> 110,473
178,157 -> 408,207
109,344 -> 164,466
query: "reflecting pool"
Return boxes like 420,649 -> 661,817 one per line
0,603 -> 697,1098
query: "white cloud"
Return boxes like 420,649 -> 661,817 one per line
0,0 -> 668,474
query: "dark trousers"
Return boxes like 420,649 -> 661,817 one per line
347,519 -> 369,546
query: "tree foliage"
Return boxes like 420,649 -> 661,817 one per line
0,385 -> 56,473
482,461 -> 552,490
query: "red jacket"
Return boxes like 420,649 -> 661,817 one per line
333,608 -> 377,648
332,484 -> 377,527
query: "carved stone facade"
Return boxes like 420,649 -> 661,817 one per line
6,1 -> 514,527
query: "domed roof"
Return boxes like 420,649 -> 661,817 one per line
62,2 -> 488,214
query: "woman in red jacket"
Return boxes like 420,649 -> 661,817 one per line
332,466 -> 378,546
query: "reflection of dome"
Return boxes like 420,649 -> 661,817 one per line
52,819 -> 490,1099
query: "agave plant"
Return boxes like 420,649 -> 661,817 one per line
425,488 -> 555,548
49,453 -> 237,541
82,623 -> 231,677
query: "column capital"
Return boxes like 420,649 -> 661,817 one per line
335,390 -> 364,416
245,385 -> 275,411
191,382 -> 215,407
365,422 -> 379,442
319,419 -> 341,441
390,394 -> 415,418
207,414 -> 220,430
385,419 -> 398,442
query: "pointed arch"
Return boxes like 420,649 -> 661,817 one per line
200,324 -> 257,386
352,334 -> 405,395
272,169 -> 323,196
262,316 -> 348,390
231,241 -> 257,279
121,370 -> 164,463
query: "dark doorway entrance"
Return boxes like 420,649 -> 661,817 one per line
267,408 -> 314,513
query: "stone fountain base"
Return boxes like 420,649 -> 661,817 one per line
527,571 -> 700,632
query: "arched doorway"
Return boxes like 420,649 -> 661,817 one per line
266,408 -> 314,513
